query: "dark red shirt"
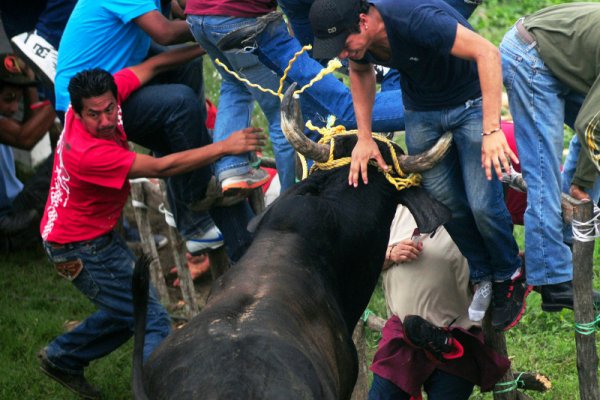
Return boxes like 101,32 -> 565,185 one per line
185,0 -> 276,18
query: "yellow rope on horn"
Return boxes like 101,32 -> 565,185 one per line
215,48 -> 420,191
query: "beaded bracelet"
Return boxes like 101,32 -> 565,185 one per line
481,127 -> 501,136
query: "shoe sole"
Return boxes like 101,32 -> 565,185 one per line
39,366 -> 99,400
11,41 -> 55,92
497,284 -> 533,331
541,303 -> 570,312
222,177 -> 270,194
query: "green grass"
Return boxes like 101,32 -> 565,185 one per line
3,1 -> 597,398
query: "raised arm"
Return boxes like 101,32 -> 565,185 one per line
450,24 -> 518,180
348,59 -> 388,187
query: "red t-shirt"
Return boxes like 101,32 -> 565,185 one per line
40,69 -> 140,243
185,0 -> 276,18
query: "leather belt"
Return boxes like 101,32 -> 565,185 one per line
515,18 -> 536,45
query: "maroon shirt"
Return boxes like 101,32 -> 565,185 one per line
185,0 -> 276,18
370,316 -> 510,396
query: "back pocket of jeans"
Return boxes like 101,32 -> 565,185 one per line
72,266 -> 100,300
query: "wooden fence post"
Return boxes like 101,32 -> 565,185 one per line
572,200 -> 599,400
158,180 -> 198,318
131,181 -> 170,305
351,321 -> 370,400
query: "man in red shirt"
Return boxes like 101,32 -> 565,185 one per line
37,45 -> 264,399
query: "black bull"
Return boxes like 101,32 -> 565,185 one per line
133,85 -> 453,399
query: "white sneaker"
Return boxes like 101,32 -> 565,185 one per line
468,280 -> 492,322
185,225 -> 224,255
11,30 -> 57,89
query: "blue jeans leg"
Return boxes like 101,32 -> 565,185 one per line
368,374 -> 411,400
423,369 -> 474,400
501,26 -> 573,285
252,18 -> 405,133
405,99 -> 520,282
121,83 -> 215,239
187,15 -> 296,191
43,233 -> 171,372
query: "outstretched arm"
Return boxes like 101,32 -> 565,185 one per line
128,127 -> 265,178
451,24 -> 518,180
127,44 -> 206,86
349,59 -> 388,187
134,10 -> 194,45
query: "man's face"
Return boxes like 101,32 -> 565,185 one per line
338,31 -> 370,60
76,91 -> 118,138
0,85 -> 23,118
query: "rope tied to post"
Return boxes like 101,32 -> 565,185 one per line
493,372 -> 525,394
571,205 -> 600,242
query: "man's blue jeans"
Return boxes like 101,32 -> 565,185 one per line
43,232 -> 171,372
500,25 -> 577,285
405,98 -> 521,282
186,15 -> 296,191
369,371 -> 473,400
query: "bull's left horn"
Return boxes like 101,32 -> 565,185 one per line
280,83 -> 330,163
397,132 -> 453,173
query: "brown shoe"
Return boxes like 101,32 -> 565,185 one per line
37,348 -> 101,399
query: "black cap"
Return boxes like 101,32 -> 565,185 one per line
0,54 -> 36,86
309,0 -> 362,59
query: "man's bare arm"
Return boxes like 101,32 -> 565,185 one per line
134,10 -> 194,45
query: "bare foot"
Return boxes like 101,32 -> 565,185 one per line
170,253 -> 210,287
569,184 -> 591,202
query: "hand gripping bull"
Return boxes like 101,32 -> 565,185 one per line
133,84 -> 453,400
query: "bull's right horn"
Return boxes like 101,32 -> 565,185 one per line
396,132 -> 453,173
280,83 -> 330,163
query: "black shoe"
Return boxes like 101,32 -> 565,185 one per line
540,281 -> 600,312
217,11 -> 283,51
403,315 -> 454,361
0,209 -> 38,233
37,348 -> 101,400
491,269 -> 532,331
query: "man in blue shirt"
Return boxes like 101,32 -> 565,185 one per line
310,0 -> 527,331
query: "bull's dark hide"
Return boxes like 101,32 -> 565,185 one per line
133,90 -> 451,400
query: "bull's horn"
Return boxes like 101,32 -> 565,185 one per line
397,132 -> 453,173
281,83 -> 330,163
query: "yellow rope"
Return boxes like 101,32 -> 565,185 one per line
215,49 -> 419,191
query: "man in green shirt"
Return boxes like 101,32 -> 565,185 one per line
500,3 -> 600,311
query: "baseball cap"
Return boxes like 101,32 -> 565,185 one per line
0,53 -> 37,86
309,0 -> 363,59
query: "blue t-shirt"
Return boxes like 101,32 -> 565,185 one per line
363,0 -> 481,111
54,0 -> 160,112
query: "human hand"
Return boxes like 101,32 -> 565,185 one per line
348,136 -> 388,187
383,239 -> 423,270
481,129 -> 519,180
223,127 -> 265,155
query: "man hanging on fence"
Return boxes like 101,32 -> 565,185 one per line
37,45 -> 265,399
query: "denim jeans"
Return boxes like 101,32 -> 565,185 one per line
42,232 -> 171,372
405,98 -> 521,282
121,83 -> 215,239
186,15 -> 296,191
500,25 -> 577,285
368,371 -> 473,400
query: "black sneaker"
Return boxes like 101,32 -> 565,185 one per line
37,348 -> 101,400
217,11 -> 284,51
491,269 -> 532,331
403,315 -> 455,361
540,281 -> 600,312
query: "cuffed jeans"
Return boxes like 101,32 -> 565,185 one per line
187,14 -> 296,191
405,98 -> 521,282
500,25 -> 577,285
369,371 -> 473,400
43,232 -> 171,372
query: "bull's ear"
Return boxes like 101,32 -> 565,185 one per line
396,187 -> 451,233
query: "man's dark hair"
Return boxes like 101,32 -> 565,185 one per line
351,0 -> 371,33
68,68 -> 117,114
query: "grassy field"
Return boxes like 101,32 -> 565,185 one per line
3,0 -> 598,399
